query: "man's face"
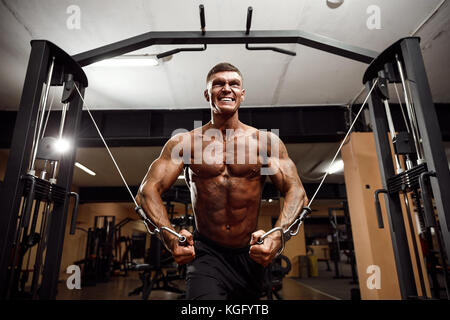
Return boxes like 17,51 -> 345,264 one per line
204,71 -> 245,116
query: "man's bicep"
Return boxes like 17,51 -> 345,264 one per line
149,158 -> 184,190
267,134 -> 304,193
140,137 -> 185,195
268,157 -> 300,194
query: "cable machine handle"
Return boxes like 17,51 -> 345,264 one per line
69,192 -> 80,235
199,5 -> 206,35
246,7 -> 253,35
374,189 -> 387,229
419,171 -> 437,228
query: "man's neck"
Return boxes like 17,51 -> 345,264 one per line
210,110 -> 242,132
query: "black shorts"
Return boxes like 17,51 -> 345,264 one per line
185,231 -> 266,300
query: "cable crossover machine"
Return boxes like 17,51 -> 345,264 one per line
0,5 -> 449,300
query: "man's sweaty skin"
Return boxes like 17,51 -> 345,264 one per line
136,71 -> 308,267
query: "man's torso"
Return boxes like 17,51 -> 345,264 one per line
183,123 -> 272,247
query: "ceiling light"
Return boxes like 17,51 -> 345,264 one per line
75,162 -> 96,176
327,159 -> 344,174
54,138 -> 72,153
327,0 -> 344,9
268,199 -> 273,203
178,175 -> 184,179
92,55 -> 159,67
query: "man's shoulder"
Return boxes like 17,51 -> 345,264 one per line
254,127 -> 282,142
236,125 -> 284,145
163,131 -> 193,153
239,123 -> 263,136
241,124 -> 278,135
169,130 -> 193,141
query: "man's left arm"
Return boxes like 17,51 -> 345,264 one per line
249,132 -> 308,266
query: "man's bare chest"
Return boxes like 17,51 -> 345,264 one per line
188,137 -> 265,179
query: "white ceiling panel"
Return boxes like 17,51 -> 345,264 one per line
0,0 -> 448,111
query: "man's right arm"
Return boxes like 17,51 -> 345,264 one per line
136,133 -> 195,265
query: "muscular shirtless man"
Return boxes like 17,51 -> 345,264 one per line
136,62 -> 308,300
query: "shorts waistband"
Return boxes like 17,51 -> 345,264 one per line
193,231 -> 250,254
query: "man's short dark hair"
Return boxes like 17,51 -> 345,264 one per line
206,62 -> 243,84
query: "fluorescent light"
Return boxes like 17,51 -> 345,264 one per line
327,160 -> 344,174
54,138 -> 72,153
75,162 -> 96,176
178,175 -> 184,179
92,55 -> 159,67
327,0 -> 344,8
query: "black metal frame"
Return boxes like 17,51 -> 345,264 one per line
0,40 -> 87,299
39,85 -> 85,298
364,37 -> 450,299
327,202 -> 358,284
72,29 -> 377,67
71,4 -> 377,66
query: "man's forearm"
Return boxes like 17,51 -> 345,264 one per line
275,188 -> 307,230
137,188 -> 179,249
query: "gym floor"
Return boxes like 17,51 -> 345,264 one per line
56,261 -> 356,300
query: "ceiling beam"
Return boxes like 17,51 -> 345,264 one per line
64,105 -> 350,146
2,104 -> 449,149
